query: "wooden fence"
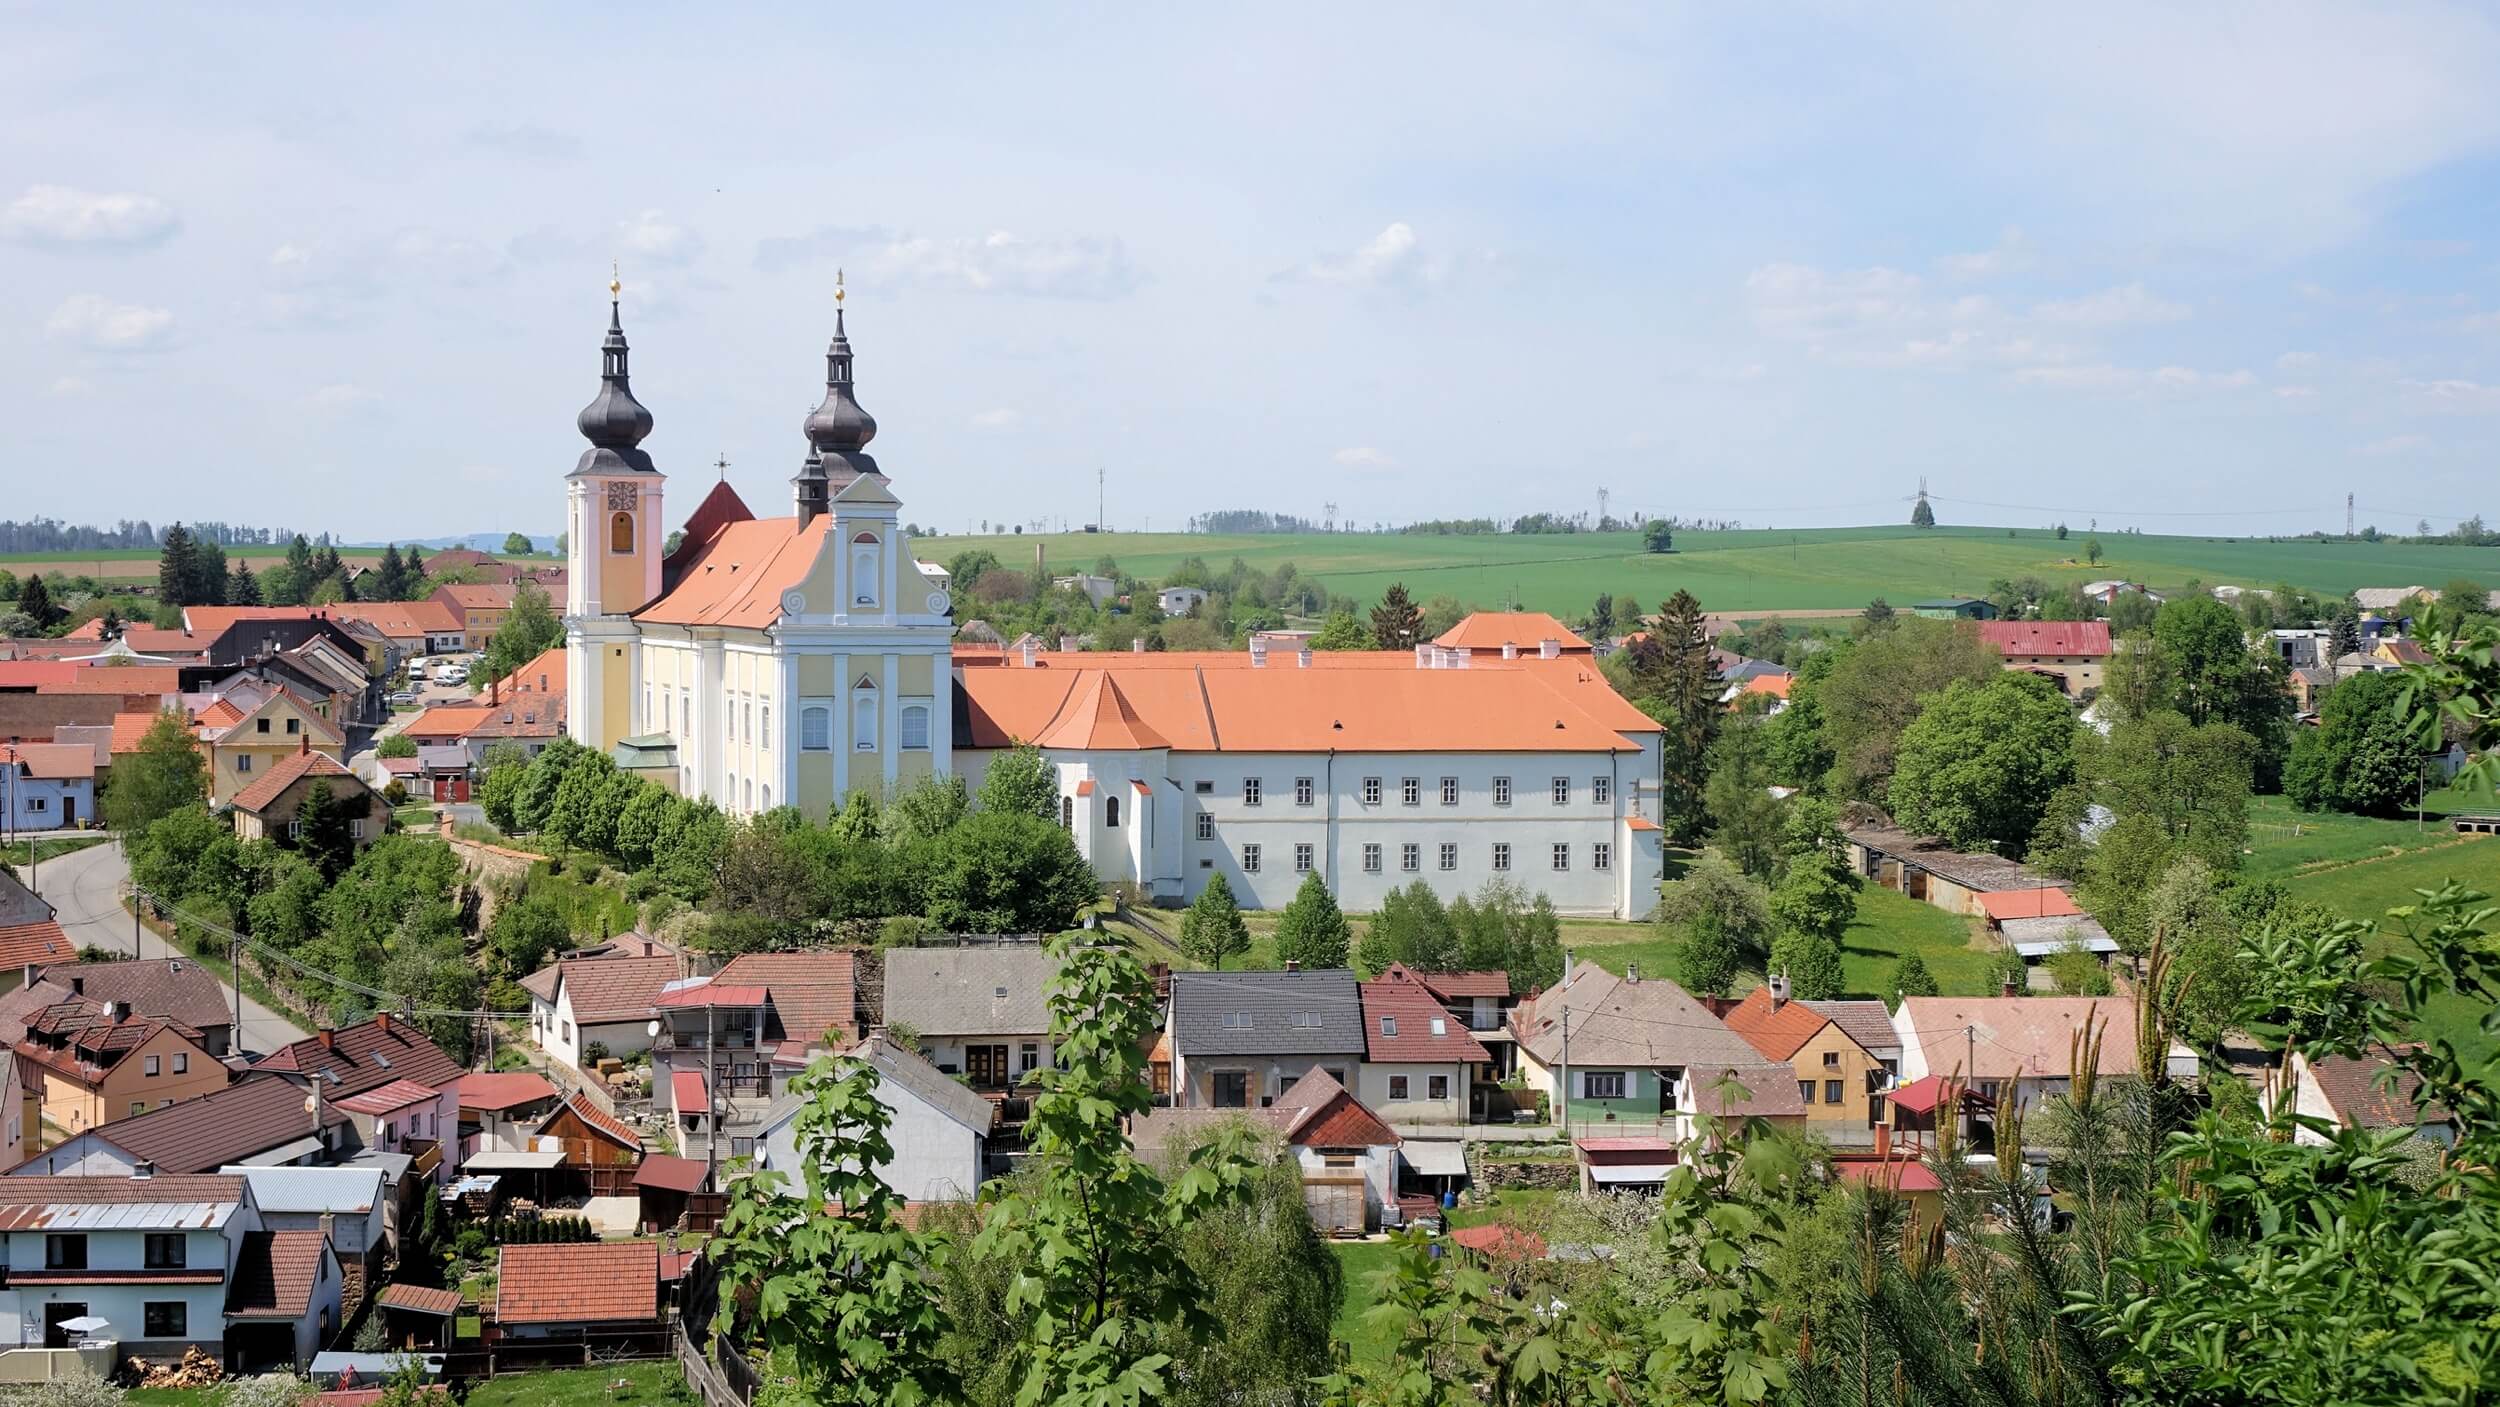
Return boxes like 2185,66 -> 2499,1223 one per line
675,1324 -> 754,1407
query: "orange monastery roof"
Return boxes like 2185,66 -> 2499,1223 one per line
956,662 -> 1656,754
1432,611 -> 1592,653
634,515 -> 831,629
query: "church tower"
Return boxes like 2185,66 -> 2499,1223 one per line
564,272 -> 665,754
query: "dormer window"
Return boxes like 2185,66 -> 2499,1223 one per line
1222,1012 -> 1252,1031
1380,1016 -> 1398,1036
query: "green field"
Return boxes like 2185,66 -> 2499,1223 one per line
920,524 -> 2500,618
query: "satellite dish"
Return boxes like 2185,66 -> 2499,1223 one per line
304,1095 -> 318,1114
647,1019 -> 662,1038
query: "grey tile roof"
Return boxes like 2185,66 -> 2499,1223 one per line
1511,961 -> 1761,1071
1169,970 -> 1366,1058
762,1035 -> 997,1139
882,946 -> 1058,1037
1800,1000 -> 1901,1057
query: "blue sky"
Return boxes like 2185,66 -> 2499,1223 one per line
8,4 -> 2500,540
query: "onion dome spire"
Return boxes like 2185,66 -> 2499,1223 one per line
573,264 -> 657,476
796,270 -> 880,525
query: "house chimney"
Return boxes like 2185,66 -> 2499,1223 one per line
131,1160 -> 155,1180
1297,645 -> 1312,669
1413,644 -> 1431,669
104,999 -> 129,1022
319,1212 -> 336,1248
2000,974 -> 2021,999
1020,640 -> 1037,668
68,976 -> 82,997
1768,972 -> 1789,1007
1453,647 -> 1472,668
299,734 -> 310,756
1539,639 -> 1560,659
1873,1123 -> 1891,1158
316,1025 -> 336,1051
1248,638 -> 1268,668
376,1010 -> 393,1035
1283,959 -> 1299,973
1132,638 -> 1146,654
1501,642 -> 1518,660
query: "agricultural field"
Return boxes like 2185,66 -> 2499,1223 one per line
917,523 -> 2500,619
0,546 -> 389,584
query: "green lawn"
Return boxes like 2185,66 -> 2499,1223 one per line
464,1363 -> 696,1407
0,832 -> 112,866
1566,885 -> 1993,1001
1331,1241 -> 1406,1368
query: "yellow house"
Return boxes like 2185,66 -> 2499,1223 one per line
194,683 -> 347,806
16,1000 -> 227,1147
433,583 -> 519,652
1719,979 -> 1888,1127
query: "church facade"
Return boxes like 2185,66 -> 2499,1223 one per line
561,286 -> 1668,916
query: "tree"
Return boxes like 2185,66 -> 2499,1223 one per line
373,544 -> 409,601
1910,496 -> 1935,528
2055,522 -> 2069,540
1309,608 -> 1368,651
924,811 -> 1098,933
376,733 -> 417,759
1643,589 -> 1723,841
1769,847 -> 1858,948
1656,851 -> 1772,971
102,711 -> 205,832
712,1054 -> 955,1406
2074,710 -> 2255,950
2083,535 -> 2104,564
1272,871 -> 1351,968
226,561 -> 262,606
1888,952 -> 1938,1003
977,743 -> 1057,820
1887,671 -> 2079,852
15,575 -> 60,632
157,524 -> 199,607
1642,519 -> 1675,553
2326,597 -> 2363,660
1702,720 -> 1785,881
1358,881 -> 1459,972
971,932 -> 1261,1407
2284,671 -> 2416,816
501,532 -> 535,557
479,580 -> 563,686
1817,616 -> 2001,800
1368,582 -> 1426,649
1766,930 -> 1844,999
1676,908 -> 1741,997
1178,872 -> 1251,968
1858,597 -> 1896,633
289,782 -> 359,881
486,891 -> 569,977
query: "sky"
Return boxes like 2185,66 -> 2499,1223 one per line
8,4 -> 2500,542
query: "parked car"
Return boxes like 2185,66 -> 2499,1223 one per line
388,690 -> 418,707
433,665 -> 468,685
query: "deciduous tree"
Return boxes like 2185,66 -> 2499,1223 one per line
102,710 -> 205,832
1887,670 -> 2079,853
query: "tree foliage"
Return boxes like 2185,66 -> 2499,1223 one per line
1273,871 -> 1352,968
102,710 -> 205,833
2284,670 -> 2416,817
1178,872 -> 1251,969
1635,589 -> 1723,842
1887,670 -> 2079,853
1369,582 -> 1427,649
1815,618 -> 2000,800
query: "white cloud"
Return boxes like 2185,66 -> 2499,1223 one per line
43,376 -> 94,398
758,225 -> 1142,301
971,407 -> 1020,429
1743,262 -> 1929,343
617,209 -> 704,267
2013,362 -> 2255,393
2030,283 -> 2190,327
2403,377 -> 2500,412
1,185 -> 178,248
1301,222 -> 1431,287
1937,227 -> 2032,279
2276,350 -> 2321,371
1333,446 -> 1397,469
45,294 -> 172,350
2360,433 -> 2431,456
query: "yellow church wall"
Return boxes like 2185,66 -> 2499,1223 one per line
793,532 -> 843,616
799,655 -> 836,694
600,642 -> 630,752
899,655 -> 933,694
848,751 -> 882,795
898,751 -> 933,787
796,753 -> 836,820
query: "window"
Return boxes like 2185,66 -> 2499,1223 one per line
1105,796 -> 1120,828
1291,1012 -> 1322,1029
1439,843 -> 1457,871
611,510 -> 635,553
144,1233 -> 186,1269
1380,1016 -> 1399,1036
285,717 -> 300,735
45,1235 -> 85,1270
1212,1071 -> 1250,1108
1295,843 -> 1314,873
900,703 -> 931,750
1020,1043 -> 1040,1073
760,785 -> 771,809
235,754 -> 253,774
1593,843 -> 1612,871
1822,1051 -> 1841,1068
145,1055 -> 160,1077
173,1053 -> 188,1074
1243,778 -> 1262,806
1393,843 -> 1415,872
1194,780 -> 1214,794
854,693 -> 878,751
1825,1079 -> 1845,1104
1197,812 -> 1214,841
257,718 -> 271,734
1060,796 -> 1073,830
1592,775 -> 1611,804
852,533 -> 882,607
1242,844 -> 1261,873
1492,843 -> 1510,871
131,1100 -> 147,1117
1799,1081 -> 1816,1104
1551,777 -> 1569,805
1440,776 -> 1459,806
562,1020 -> 573,1041
731,1136 -> 756,1159
760,704 -> 771,749
1492,776 -> 1511,806
1582,1071 -> 1625,1100
1362,843 -> 1382,873
1223,1012 -> 1253,1031
1401,777 -> 1421,806
1388,1075 -> 1410,1100
1294,777 -> 1314,807
1362,777 -> 1382,805
1428,1074 -> 1451,1100
145,1302 -> 187,1339
1552,843 -> 1570,871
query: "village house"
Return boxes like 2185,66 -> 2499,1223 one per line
1974,888 -> 2121,985
217,1166 -> 387,1292
1156,586 -> 1209,617
521,945 -> 681,1077
29,958 -> 237,1056
1844,820 -> 2062,919
2257,1045 -> 2454,1149
1975,620 -> 2113,694
1892,996 -> 2200,1116
1908,597 -> 1997,620
755,1033 -> 992,1203
14,996 -> 227,1148
448,1071 -> 559,1156
0,870 -> 76,994
1509,960 -> 1799,1137
1167,968 -> 1366,1110
1133,1068 -> 1404,1233
652,952 -> 860,1165
879,944 -> 1057,1091
514,1090 -> 643,1205
8,1072 -> 358,1177
1354,973 -> 1488,1125
1430,611 -> 1595,657
428,583 -> 518,652
1717,976 -> 1889,1135
225,745 -> 391,849
1370,965 -> 1521,1079
0,742 -> 97,831
494,1240 -> 661,1343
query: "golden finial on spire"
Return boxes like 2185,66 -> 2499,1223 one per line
609,260 -> 622,301
834,267 -> 845,305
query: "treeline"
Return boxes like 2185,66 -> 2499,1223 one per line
1191,510 -> 1326,534
0,517 -> 334,553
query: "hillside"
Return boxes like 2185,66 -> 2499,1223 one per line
919,524 -> 2500,617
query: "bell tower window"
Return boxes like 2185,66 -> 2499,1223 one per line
610,511 -> 634,554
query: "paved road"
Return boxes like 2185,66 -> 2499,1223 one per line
13,839 -> 311,1057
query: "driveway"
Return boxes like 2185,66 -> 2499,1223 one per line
13,838 -> 310,1057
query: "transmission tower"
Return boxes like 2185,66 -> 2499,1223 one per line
1597,487 -> 1610,528
1324,501 -> 1339,533
2347,492 -> 2355,538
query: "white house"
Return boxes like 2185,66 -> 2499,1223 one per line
520,950 -> 678,1076
1892,997 -> 2199,1112
1157,586 -> 1209,617
0,743 -> 98,832
754,1034 -> 991,1203
1131,1068 -> 1403,1233
1354,974 -> 1488,1125
218,1167 -> 387,1272
1053,573 -> 1119,608
880,944 -> 1057,1091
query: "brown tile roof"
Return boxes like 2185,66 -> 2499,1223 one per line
1376,965 -> 1509,1002
227,747 -> 365,816
227,1228 -> 331,1318
540,954 -> 680,1024
0,1173 -> 243,1207
333,1078 -> 440,1115
1975,888 -> 2084,922
1895,997 -> 2145,1082
496,1241 -> 658,1324
322,600 -> 461,638
434,583 -> 516,610
715,951 -> 859,1050
1268,1067 -> 1400,1148
44,1072 -> 350,1173
1800,1000 -> 1900,1056
34,958 -> 233,1032
1,742 -> 96,780
1358,979 -> 1491,1063
1976,621 -> 2113,658
377,1282 -> 463,1316
1720,987 -> 1838,1063
2310,1047 -> 2443,1131
540,1089 -> 642,1152
450,1071 -> 557,1112
256,1016 -> 463,1097
0,920 -> 74,971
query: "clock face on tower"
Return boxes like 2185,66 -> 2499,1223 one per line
605,482 -> 640,511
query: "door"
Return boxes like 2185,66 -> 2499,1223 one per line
966,1045 -> 1009,1088
60,795 -> 75,826
43,1302 -> 88,1348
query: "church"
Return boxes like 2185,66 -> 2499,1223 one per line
562,283 -> 1669,916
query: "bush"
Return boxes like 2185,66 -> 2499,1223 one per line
381,779 -> 409,807
880,914 -> 933,948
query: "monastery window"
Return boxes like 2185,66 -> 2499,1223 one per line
1105,796 -> 1121,828
900,703 -> 931,750
1552,843 -> 1570,871
1492,776 -> 1511,806
1295,843 -> 1314,872
761,705 -> 770,749
610,511 -> 634,554
1242,843 -> 1261,873
1593,843 -> 1612,871
1402,843 -> 1420,872
1197,813 -> 1214,841
800,704 -> 831,751
1592,775 -> 1611,805
761,785 -> 771,810
1243,778 -> 1262,807
1492,843 -> 1510,871
1294,777 -> 1314,807
1363,843 -> 1381,872
852,532 -> 881,607
1361,777 -> 1381,806
854,692 -> 878,751
1402,777 -> 1421,806
1551,777 -> 1569,805
1440,776 -> 1458,806
1438,843 -> 1457,871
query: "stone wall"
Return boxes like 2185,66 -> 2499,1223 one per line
1471,1157 -> 1578,1192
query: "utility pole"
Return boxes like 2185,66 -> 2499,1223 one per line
1557,1009 -> 1571,1134
133,889 -> 144,961
1096,467 -> 1105,533
2347,492 -> 2355,539
1597,487 -> 1609,529
232,932 -> 243,1047
1964,1023 -> 1978,1146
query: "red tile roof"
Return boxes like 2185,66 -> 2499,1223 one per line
1358,979 -> 1491,1063
1976,621 -> 2113,658
540,954 -> 681,1024
1,742 -> 96,780
671,1070 -> 705,1114
0,921 -> 74,971
450,1071 -> 557,1112
634,515 -> 832,629
227,747 -> 365,816
496,1240 -> 658,1324
226,1228 -> 331,1317
376,1282 -> 463,1316
1035,673 -> 1169,750
109,712 -> 167,755
256,1016 -> 464,1097
2310,1047 -> 2443,1130
1719,987 -> 1839,1063
1975,888 -> 2084,922
1432,612 -> 1593,653
714,951 -> 860,1051
1376,965 -> 1509,1002
1449,1223 -> 1546,1258
1832,1157 -> 1944,1193
633,1152 -> 709,1194
1267,1068 -> 1399,1148
652,981 -> 767,1009
540,1089 -> 642,1153
333,1078 -> 441,1116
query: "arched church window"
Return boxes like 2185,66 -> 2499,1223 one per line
610,511 -> 634,554
1105,796 -> 1120,828
900,704 -> 930,751
800,705 -> 830,751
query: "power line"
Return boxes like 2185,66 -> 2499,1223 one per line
135,887 -> 534,1022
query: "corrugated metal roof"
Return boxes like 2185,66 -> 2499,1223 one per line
218,1165 -> 383,1215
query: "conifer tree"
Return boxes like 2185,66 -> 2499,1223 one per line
1649,588 -> 1723,841
1273,871 -> 1352,969
15,576 -> 60,632
1369,581 -> 1427,649
157,525 -> 198,607
1179,872 -> 1251,968
226,561 -> 261,606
